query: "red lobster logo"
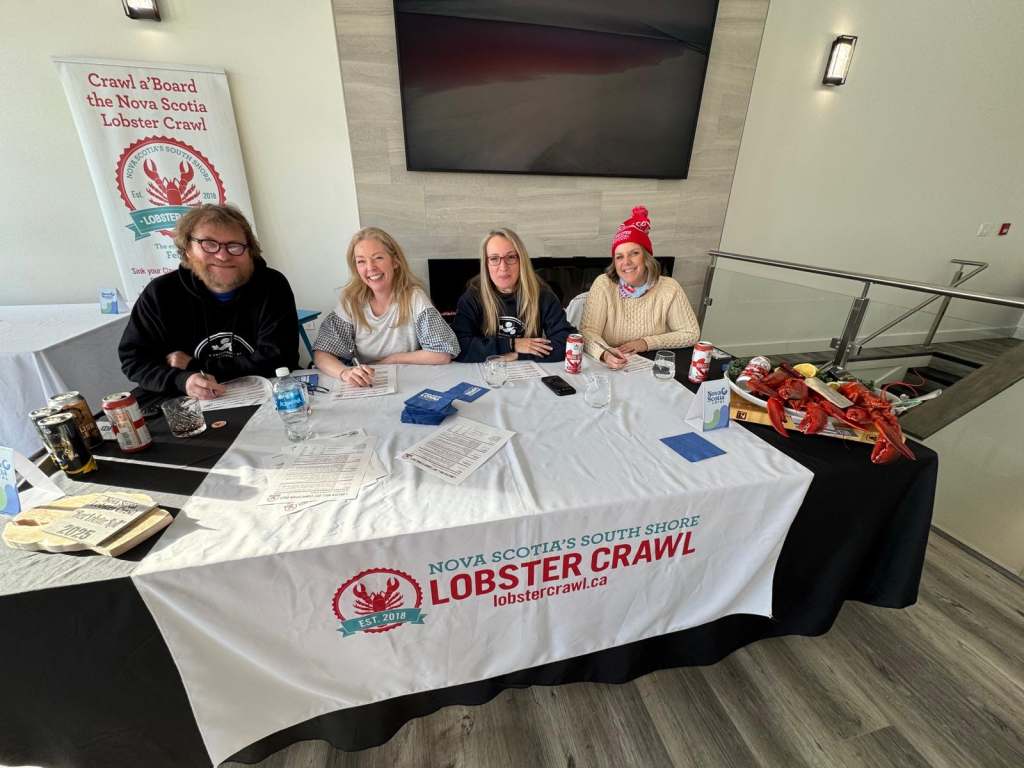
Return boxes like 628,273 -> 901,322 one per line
143,159 -> 201,207
352,577 -> 403,615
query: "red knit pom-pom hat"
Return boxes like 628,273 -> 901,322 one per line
611,206 -> 653,256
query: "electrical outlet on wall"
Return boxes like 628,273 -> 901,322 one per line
977,222 -> 994,236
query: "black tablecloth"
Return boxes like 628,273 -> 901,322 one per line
0,354 -> 937,768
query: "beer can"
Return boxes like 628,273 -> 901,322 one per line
28,406 -> 63,458
737,356 -> 772,386
101,391 -> 152,453
36,412 -> 97,477
688,340 -> 714,384
48,391 -> 103,449
565,333 -> 584,374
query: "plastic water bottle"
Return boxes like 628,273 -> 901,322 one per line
273,367 -> 310,442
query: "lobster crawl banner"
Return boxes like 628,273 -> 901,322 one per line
54,57 -> 254,300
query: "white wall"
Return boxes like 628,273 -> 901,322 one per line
926,377 -> 1024,576
715,0 -> 1024,353
0,0 -> 359,315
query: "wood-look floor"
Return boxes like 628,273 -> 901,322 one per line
226,532 -> 1024,768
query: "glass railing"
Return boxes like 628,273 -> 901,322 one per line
700,267 -> 866,357
699,251 -> 1024,368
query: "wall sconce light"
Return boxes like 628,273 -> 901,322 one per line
823,35 -> 857,85
122,0 -> 161,21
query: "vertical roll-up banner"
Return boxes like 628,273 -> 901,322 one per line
54,57 -> 254,301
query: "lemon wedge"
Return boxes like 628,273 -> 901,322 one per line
793,363 -> 818,378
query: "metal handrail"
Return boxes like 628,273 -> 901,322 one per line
706,251 -> 1024,309
699,250 -> 1024,368
856,260 -> 988,347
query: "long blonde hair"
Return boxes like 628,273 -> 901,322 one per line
474,228 -> 542,337
340,227 -> 424,329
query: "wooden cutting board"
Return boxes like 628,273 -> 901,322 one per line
2,492 -> 172,557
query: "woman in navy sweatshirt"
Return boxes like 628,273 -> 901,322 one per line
452,228 -> 575,363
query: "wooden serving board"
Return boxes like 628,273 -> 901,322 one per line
729,392 -> 879,445
2,492 -> 172,557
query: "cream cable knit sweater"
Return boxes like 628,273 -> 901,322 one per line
580,275 -> 700,360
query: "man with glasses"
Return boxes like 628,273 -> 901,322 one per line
119,204 -> 299,398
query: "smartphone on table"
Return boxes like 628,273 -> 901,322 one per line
541,375 -> 576,396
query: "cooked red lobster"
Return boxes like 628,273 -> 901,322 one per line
746,364 -> 915,464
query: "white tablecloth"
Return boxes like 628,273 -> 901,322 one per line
1,304 -> 132,455
133,362 -> 813,764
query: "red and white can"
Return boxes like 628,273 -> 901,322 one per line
688,340 -> 714,384
101,391 -> 152,453
737,355 -> 772,386
565,333 -> 584,374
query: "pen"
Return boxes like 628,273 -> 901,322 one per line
593,340 -> 627,361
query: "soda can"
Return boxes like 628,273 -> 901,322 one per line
101,391 -> 153,453
48,391 -> 103,450
36,412 -> 97,477
565,333 -> 584,374
688,340 -> 714,384
736,356 -> 772,386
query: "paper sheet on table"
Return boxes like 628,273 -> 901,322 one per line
200,376 -> 272,411
331,365 -> 396,400
399,416 -> 515,485
622,356 -> 655,374
258,436 -> 376,506
327,429 -> 387,485
478,359 -> 545,383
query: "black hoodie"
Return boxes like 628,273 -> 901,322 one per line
452,282 -> 575,363
119,262 -> 299,394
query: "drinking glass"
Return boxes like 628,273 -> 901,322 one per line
483,355 -> 508,388
161,396 -> 207,438
653,350 -> 676,380
584,374 -> 611,408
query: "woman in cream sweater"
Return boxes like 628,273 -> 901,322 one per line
580,206 -> 700,370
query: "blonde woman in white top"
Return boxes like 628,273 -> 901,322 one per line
313,227 -> 459,387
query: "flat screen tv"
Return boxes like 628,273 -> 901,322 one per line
394,1 -> 719,179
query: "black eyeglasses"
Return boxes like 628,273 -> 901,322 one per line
487,254 -> 520,266
189,237 -> 249,256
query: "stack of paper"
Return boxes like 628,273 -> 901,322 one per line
260,430 -> 386,512
399,416 -> 514,485
200,376 -> 272,411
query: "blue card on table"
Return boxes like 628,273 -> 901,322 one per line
445,382 -> 489,402
660,433 -> 726,463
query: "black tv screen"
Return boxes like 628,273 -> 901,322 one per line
394,1 -> 719,179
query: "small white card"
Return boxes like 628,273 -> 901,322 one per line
41,493 -> 155,547
1,447 -> 20,517
684,379 -> 731,432
99,288 -> 126,314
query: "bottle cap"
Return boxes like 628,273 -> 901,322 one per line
275,367 -> 290,377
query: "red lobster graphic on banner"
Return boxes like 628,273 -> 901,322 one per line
352,577 -> 403,615
143,159 -> 201,207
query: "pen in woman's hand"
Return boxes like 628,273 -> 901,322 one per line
593,340 -> 627,361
